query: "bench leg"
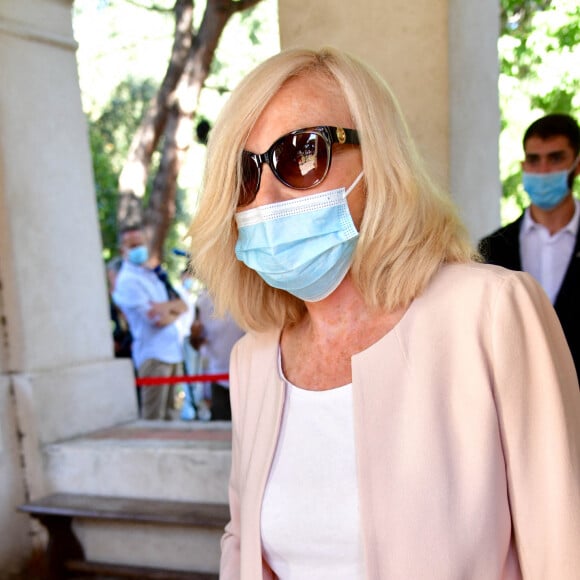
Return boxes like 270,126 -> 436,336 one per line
34,514 -> 85,580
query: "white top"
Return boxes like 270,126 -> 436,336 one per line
112,261 -> 183,368
520,199 -> 579,304
260,373 -> 364,579
196,290 -> 245,388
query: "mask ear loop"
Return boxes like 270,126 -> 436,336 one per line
345,171 -> 365,197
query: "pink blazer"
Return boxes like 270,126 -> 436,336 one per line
220,263 -> 580,579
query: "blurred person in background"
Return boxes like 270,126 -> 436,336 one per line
479,113 -> 580,379
113,225 -> 187,420
189,288 -> 245,421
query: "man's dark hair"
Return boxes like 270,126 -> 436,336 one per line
523,113 -> 580,156
118,224 -> 144,247
119,224 -> 143,236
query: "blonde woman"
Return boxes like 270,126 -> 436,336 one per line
188,47 -> 580,579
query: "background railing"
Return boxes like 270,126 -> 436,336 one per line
135,373 -> 229,386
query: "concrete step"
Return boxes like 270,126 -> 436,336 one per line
43,420 -> 232,503
37,420 -> 232,574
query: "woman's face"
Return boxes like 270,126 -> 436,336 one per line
241,73 -> 366,228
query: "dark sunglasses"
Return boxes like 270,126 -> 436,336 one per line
239,125 -> 360,207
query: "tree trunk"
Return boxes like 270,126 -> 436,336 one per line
118,0 -> 263,262
117,0 -> 194,229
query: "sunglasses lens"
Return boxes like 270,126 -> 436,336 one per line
273,132 -> 329,189
240,152 -> 260,206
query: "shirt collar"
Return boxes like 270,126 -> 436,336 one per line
522,199 -> 580,237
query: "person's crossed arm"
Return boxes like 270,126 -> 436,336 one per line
147,298 -> 188,327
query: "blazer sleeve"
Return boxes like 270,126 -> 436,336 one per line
490,271 -> 580,579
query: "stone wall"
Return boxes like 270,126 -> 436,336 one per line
278,0 -> 501,241
0,2 -> 138,574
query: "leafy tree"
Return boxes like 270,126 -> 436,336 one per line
90,75 -> 195,274
115,0 -> 264,264
91,126 -> 119,258
499,0 -> 580,220
79,0 -> 276,274
89,78 -> 158,259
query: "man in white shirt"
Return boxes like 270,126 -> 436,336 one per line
479,113 -> 580,379
113,226 -> 188,419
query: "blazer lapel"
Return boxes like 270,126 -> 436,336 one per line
237,331 -> 285,578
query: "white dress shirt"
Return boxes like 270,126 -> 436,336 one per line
520,199 -> 579,303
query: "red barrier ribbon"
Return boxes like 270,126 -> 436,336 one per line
135,373 -> 229,386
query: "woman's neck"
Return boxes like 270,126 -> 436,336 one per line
293,275 -> 405,352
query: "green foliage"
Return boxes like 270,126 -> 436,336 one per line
77,0 -> 279,273
90,81 -> 190,273
498,0 -> 580,221
89,77 -> 157,259
499,1 -> 550,79
239,2 -> 263,44
551,6 -> 580,48
500,0 -> 552,36
90,127 -> 119,259
530,87 -> 575,112
163,187 -> 190,277
95,78 -> 157,170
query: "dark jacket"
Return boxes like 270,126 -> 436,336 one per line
479,214 -> 580,381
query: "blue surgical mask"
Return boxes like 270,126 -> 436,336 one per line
235,172 -> 364,302
523,155 -> 580,210
128,245 -> 149,265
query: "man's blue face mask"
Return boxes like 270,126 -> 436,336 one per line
522,154 -> 580,210
127,245 -> 149,265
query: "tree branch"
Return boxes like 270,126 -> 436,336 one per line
118,0 -> 194,207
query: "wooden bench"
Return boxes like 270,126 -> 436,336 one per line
18,493 -> 229,580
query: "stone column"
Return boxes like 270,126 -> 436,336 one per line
278,0 -> 501,242
0,0 -> 137,571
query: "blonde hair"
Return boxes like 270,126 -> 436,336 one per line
188,47 -> 475,331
